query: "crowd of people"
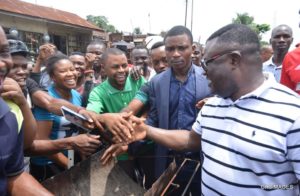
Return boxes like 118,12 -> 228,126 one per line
0,10 -> 300,195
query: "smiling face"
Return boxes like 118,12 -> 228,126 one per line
51,59 -> 78,90
69,54 -> 86,78
165,34 -> 192,72
0,27 -> 13,89
104,53 -> 129,90
8,55 -> 29,89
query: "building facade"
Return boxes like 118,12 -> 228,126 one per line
0,0 -> 106,55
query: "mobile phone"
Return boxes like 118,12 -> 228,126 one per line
61,106 -> 91,132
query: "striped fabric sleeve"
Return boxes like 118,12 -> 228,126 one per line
287,115 -> 300,180
192,110 -> 203,135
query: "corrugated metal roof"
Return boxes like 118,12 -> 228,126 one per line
0,0 -> 104,31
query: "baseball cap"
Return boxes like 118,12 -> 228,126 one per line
7,39 -> 29,57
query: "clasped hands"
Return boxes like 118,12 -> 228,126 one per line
78,110 -> 147,165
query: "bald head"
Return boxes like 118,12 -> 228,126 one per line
271,24 -> 293,38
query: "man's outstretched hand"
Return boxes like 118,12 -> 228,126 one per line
79,110 -> 146,143
100,143 -> 128,165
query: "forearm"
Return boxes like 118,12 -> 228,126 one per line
19,102 -> 37,149
121,99 -> 144,115
25,138 -> 73,156
7,172 -> 53,196
146,126 -> 195,151
47,152 -> 68,169
33,91 -> 81,116
47,99 -> 81,116
32,59 -> 43,73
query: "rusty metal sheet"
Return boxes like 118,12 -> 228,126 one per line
42,150 -> 146,196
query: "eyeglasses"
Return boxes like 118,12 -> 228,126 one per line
201,50 -> 241,72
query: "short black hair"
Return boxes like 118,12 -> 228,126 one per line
132,45 -> 149,54
192,41 -> 201,48
164,25 -> 193,44
271,24 -> 293,38
102,48 -> 125,64
150,41 -> 164,50
46,54 -> 70,77
87,39 -> 106,48
207,24 -> 260,52
70,51 -> 85,57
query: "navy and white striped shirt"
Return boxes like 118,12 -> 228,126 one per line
192,78 -> 300,196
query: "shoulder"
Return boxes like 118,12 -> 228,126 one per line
26,77 -> 39,86
266,82 -> 300,102
193,65 -> 207,80
194,64 -> 205,74
71,89 -> 82,105
90,80 -> 108,94
4,100 -> 23,133
149,68 -> 171,84
284,47 -> 300,61
26,78 -> 41,94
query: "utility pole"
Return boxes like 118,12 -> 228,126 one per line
191,0 -> 194,32
148,13 -> 151,33
184,0 -> 188,27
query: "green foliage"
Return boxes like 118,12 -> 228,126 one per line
260,40 -> 269,46
232,13 -> 270,40
133,27 -> 142,34
86,15 -> 117,33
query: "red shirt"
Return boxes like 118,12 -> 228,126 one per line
280,46 -> 300,94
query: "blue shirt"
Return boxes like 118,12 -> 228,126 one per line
32,84 -> 82,166
0,98 -> 24,195
169,66 -> 197,130
263,57 -> 282,82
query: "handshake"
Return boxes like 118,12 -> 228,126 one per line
78,110 -> 149,164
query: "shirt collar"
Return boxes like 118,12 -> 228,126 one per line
170,63 -> 195,82
239,77 -> 274,100
263,56 -> 282,69
107,76 -> 132,94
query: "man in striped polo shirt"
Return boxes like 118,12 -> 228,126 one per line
128,24 -> 300,195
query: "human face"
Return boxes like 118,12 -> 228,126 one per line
131,48 -> 150,68
270,26 -> 293,54
52,59 -> 78,90
260,47 -> 273,62
150,46 -> 168,73
201,39 -> 239,99
69,55 -> 86,78
86,44 -> 105,61
191,44 -> 202,66
165,34 -> 192,72
0,27 -> 13,89
104,54 -> 129,90
8,55 -> 29,89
